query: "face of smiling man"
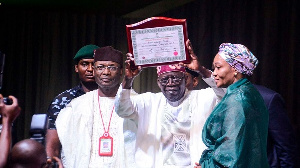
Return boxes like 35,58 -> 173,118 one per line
94,60 -> 123,91
157,71 -> 187,102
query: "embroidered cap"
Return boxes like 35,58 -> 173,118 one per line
157,64 -> 186,76
93,46 -> 123,68
218,43 -> 258,76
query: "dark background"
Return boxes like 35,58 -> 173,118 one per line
0,0 -> 299,165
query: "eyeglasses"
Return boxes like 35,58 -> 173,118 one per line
93,65 -> 119,72
158,75 -> 185,86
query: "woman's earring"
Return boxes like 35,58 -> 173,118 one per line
234,72 -> 237,76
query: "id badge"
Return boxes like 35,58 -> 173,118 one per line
99,133 -> 113,156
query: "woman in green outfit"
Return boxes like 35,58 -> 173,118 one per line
199,43 -> 269,168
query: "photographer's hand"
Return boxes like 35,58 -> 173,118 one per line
52,156 -> 63,168
47,156 -> 63,168
0,94 -> 21,168
0,95 -> 21,124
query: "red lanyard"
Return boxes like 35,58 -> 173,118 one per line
97,90 -> 114,136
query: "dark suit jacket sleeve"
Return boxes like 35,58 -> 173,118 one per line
267,92 -> 297,167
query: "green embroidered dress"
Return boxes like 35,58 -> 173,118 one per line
200,78 -> 269,168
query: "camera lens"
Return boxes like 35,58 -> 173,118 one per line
3,97 -> 12,105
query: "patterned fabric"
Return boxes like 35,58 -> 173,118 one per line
157,64 -> 186,76
200,78 -> 269,168
218,43 -> 258,76
47,84 -> 85,129
161,102 -> 191,167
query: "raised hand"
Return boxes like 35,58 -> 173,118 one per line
184,39 -> 200,71
123,53 -> 142,89
183,39 -> 211,78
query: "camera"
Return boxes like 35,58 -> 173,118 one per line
3,97 -> 13,105
30,114 -> 48,145
29,114 -> 59,168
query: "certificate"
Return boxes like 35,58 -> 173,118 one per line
126,17 -> 190,67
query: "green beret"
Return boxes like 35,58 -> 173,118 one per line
73,44 -> 100,61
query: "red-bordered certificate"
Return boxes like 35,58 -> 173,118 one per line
126,17 -> 190,67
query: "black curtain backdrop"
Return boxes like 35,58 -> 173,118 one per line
0,0 -> 299,163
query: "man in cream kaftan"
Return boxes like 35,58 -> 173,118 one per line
56,90 -> 137,168
115,40 -> 224,167
115,68 -> 224,168
56,46 -> 137,168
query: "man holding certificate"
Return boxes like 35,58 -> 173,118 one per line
114,38 -> 225,167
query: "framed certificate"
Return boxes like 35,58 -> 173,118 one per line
126,17 -> 190,67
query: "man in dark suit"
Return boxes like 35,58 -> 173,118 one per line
254,85 -> 297,168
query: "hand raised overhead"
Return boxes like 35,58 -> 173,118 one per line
123,53 -> 142,89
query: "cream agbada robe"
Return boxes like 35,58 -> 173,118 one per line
56,89 -> 137,168
114,78 -> 224,168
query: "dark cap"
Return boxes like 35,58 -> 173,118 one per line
94,46 -> 123,68
73,44 -> 100,62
